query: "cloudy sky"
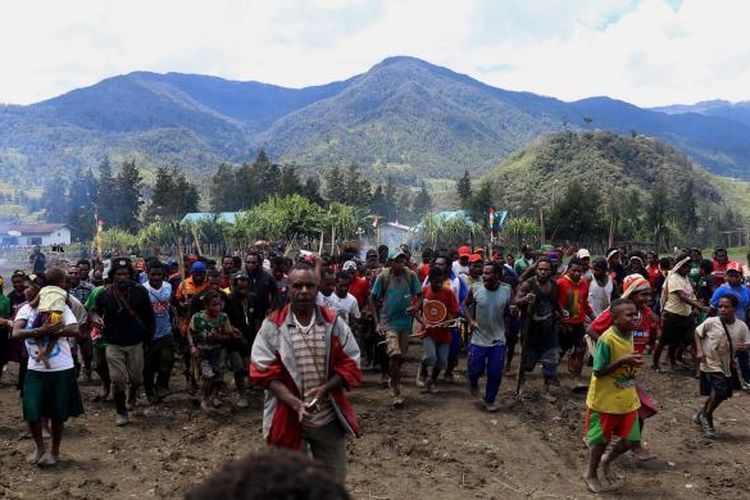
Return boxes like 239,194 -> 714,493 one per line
3,0 -> 748,106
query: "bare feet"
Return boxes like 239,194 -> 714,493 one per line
600,456 -> 622,487
36,452 -> 58,467
27,448 -> 45,465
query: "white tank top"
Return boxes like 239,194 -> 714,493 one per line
588,277 -> 613,317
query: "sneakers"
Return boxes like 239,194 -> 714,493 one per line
484,400 -> 500,413
392,397 -> 404,408
115,413 -> 129,427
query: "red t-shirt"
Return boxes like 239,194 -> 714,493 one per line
417,264 -> 431,282
712,260 -> 737,287
348,275 -> 370,310
421,285 -> 459,343
646,264 -> 660,289
589,306 -> 654,353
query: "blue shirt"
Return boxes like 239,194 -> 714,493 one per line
143,282 -> 173,339
710,284 -> 750,322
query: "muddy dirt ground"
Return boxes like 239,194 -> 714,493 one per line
1,345 -> 749,500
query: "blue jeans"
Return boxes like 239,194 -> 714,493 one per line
523,347 -> 560,379
467,343 -> 506,404
422,337 -> 450,369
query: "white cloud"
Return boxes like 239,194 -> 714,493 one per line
1,0 -> 748,106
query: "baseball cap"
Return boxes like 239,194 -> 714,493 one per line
727,262 -> 743,274
191,261 -> 207,273
576,249 -> 591,259
458,246 -> 471,257
342,260 -> 357,272
389,248 -> 408,261
469,254 -> 483,263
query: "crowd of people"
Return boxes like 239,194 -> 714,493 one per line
0,241 -> 748,494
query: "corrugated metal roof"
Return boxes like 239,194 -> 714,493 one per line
0,223 -> 68,235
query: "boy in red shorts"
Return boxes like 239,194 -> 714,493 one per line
584,299 -> 643,493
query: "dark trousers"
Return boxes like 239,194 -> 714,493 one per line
144,336 -> 174,397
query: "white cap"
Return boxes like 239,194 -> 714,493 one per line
576,249 -> 591,259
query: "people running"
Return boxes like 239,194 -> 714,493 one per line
464,262 -> 512,412
653,253 -> 709,372
514,258 -> 561,401
370,249 -> 422,408
694,294 -> 750,437
556,258 -> 594,389
89,258 -> 155,426
584,299 -> 643,493
250,262 -> 361,481
142,261 -> 174,404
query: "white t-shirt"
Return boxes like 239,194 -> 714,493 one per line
17,304 -> 78,372
328,293 -> 361,322
452,261 -> 469,277
696,316 -> 750,376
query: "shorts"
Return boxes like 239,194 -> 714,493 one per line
422,337 -> 450,369
558,323 -> 586,353
661,311 -> 695,345
199,349 -> 223,380
585,408 -> 640,446
699,371 -> 733,401
523,346 -> 559,378
385,330 -> 411,358
226,349 -> 249,374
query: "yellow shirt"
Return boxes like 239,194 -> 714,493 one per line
586,326 -> 640,414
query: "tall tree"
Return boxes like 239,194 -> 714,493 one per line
66,168 -> 98,240
210,163 -> 240,211
148,166 -> 199,221
278,165 -> 302,198
547,181 -> 602,243
41,173 -> 68,223
646,180 -> 670,251
396,191 -> 412,224
676,177 -> 698,235
470,180 -> 495,223
98,157 -> 118,227
456,169 -> 473,209
342,164 -> 371,207
302,176 -> 324,206
112,160 -> 144,232
323,166 -> 346,204
412,186 -> 432,218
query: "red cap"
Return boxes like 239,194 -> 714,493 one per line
469,254 -> 483,263
458,246 -> 471,257
727,262 -> 743,275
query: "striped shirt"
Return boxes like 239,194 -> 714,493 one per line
290,317 -> 335,427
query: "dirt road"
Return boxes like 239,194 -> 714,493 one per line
1,348 -> 749,499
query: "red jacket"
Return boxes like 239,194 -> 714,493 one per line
249,304 -> 362,449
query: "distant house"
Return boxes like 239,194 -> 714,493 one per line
180,212 -> 239,224
0,223 -> 71,247
380,221 -> 416,249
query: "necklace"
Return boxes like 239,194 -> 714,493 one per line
292,312 -> 325,393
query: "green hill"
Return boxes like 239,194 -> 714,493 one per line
483,131 -> 750,246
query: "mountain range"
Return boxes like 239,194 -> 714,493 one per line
2,56 -> 750,187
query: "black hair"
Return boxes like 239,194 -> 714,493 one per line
428,265 -> 444,280
719,294 -> 739,308
336,270 -> 352,282
567,257 -> 583,269
202,290 -> 222,306
222,255 -> 234,263
147,260 -> 164,273
272,256 -> 288,269
486,261 -> 505,277
591,257 -> 608,270
246,251 -> 262,261
699,259 -> 713,274
232,256 -> 242,269
45,267 -> 67,288
291,261 -> 314,272
610,298 -> 634,314
207,269 -> 221,279
658,257 -> 671,269
77,259 -> 91,268
184,449 -> 350,500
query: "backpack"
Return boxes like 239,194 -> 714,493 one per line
377,267 -> 419,301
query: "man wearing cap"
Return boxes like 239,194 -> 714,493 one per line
174,261 -> 209,396
452,246 -> 472,277
709,262 -> 750,391
370,249 -> 422,407
90,258 -> 155,426
577,249 -> 592,281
